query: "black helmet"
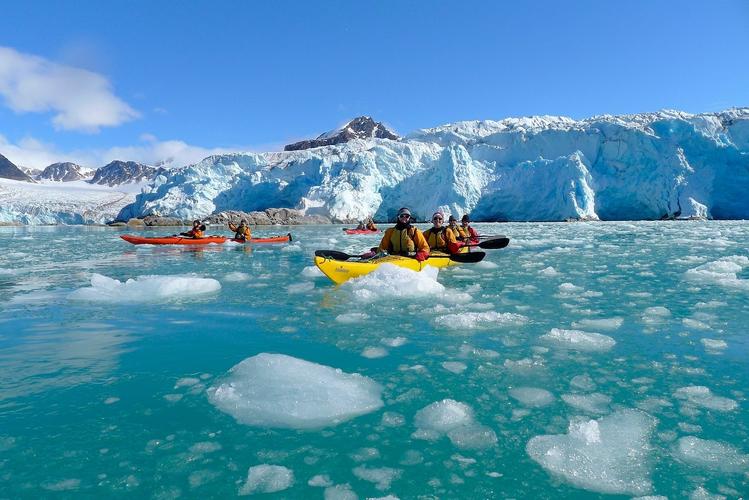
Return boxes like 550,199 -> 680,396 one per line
461,214 -> 470,222
448,215 -> 457,222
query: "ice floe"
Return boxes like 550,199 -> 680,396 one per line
344,264 -> 470,303
239,464 -> 294,495
223,271 -> 250,282
207,353 -> 383,428
526,409 -> 657,495
561,393 -> 612,414
673,386 -> 738,412
413,399 -> 497,450
441,361 -> 467,374
571,317 -> 623,331
674,436 -> 749,473
336,312 -> 370,324
539,328 -> 616,352
433,311 -> 528,330
68,273 -> 221,303
509,387 -> 555,408
352,465 -> 401,491
361,347 -> 388,359
685,255 -> 749,291
700,338 -> 727,352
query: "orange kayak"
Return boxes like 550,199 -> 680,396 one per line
120,234 -> 228,245
231,233 -> 292,244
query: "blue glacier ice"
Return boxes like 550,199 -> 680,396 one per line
118,107 -> 749,222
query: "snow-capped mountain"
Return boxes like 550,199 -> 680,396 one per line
0,153 -> 33,182
284,116 -> 399,151
119,108 -> 749,223
89,160 -> 162,187
38,162 -> 91,182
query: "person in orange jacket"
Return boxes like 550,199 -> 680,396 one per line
180,219 -> 205,238
447,214 -> 468,241
365,218 -> 378,231
378,207 -> 429,261
423,212 -> 462,254
229,220 -> 251,241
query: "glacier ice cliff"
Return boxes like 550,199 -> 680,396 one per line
119,108 -> 749,223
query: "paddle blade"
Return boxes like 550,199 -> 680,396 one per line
315,250 -> 352,260
478,237 -> 510,249
449,251 -> 486,263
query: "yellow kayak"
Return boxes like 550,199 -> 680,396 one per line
314,252 -> 458,285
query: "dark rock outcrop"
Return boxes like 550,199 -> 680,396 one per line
284,116 -> 399,151
0,153 -> 33,182
204,209 -> 331,226
89,160 -> 162,187
39,162 -> 89,182
142,215 -> 184,226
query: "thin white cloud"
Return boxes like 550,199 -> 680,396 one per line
0,133 -> 278,170
0,46 -> 139,132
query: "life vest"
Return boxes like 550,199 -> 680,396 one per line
424,227 -> 449,251
388,226 -> 417,255
235,226 -> 251,240
366,222 -> 377,231
448,225 -> 467,240
190,228 -> 204,238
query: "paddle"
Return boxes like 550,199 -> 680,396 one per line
466,236 -> 510,250
314,249 -> 485,263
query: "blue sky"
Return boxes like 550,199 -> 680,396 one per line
1,0 -> 748,168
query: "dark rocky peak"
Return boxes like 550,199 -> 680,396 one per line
89,160 -> 162,187
39,162 -> 89,182
284,116 -> 399,151
0,153 -> 33,182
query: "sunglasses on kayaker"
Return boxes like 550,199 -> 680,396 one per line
398,214 -> 411,219
433,217 -> 443,221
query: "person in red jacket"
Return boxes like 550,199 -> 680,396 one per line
461,214 -> 480,244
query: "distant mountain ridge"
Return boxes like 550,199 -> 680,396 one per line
39,162 -> 89,182
88,160 -> 162,187
284,116 -> 399,151
0,153 -> 33,182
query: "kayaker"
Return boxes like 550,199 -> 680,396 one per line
423,211 -> 461,254
378,207 -> 429,261
356,221 -> 367,230
461,214 -> 480,243
229,220 -> 251,241
447,215 -> 468,240
366,218 -> 378,231
180,219 -> 205,238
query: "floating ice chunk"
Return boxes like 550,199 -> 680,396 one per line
570,374 -> 597,392
308,474 -> 333,487
69,274 -> 221,303
104,397 -> 119,405
224,272 -> 249,282
446,423 -> 498,450
287,282 -> 314,294
189,441 -> 222,454
475,260 -> 498,269
539,266 -> 559,276
336,312 -> 369,324
571,318 -> 623,331
361,347 -> 388,359
540,328 -> 616,352
239,465 -> 294,495
42,479 -> 81,491
561,393 -> 612,414
509,387 -> 555,408
442,361 -> 467,374
344,264 -> 470,303
458,343 -> 500,359
301,266 -> 325,278
641,306 -> 671,324
674,436 -> 749,473
413,399 -> 496,450
381,412 -> 405,427
175,377 -> 200,388
324,484 -> 358,500
207,353 -> 383,429
350,447 -> 380,462
700,338 -> 727,351
689,486 -> 726,500
381,337 -> 407,347
674,386 -> 737,412
434,311 -> 528,330
559,283 -> 583,293
352,466 -> 401,491
414,400 -> 474,433
685,255 -> 749,290
526,410 -> 657,495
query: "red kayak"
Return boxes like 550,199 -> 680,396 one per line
121,234 -> 228,245
344,229 -> 381,234
231,233 -> 292,244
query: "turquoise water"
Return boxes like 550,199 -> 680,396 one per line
1,222 -> 747,498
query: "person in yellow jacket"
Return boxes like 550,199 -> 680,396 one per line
447,215 -> 468,240
229,220 -> 252,241
423,212 -> 462,254
378,207 -> 430,261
